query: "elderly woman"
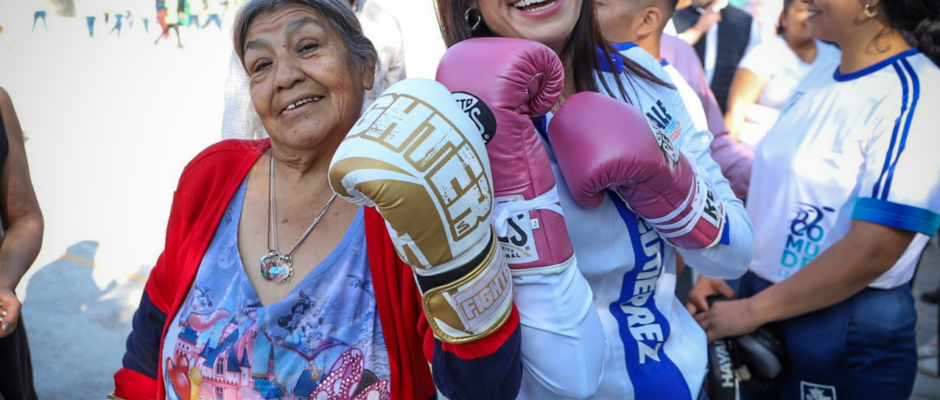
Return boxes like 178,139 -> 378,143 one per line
111,1 -> 521,399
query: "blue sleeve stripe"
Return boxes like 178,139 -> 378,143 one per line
871,62 -> 909,200
122,291 -> 168,379
852,197 -> 940,236
720,214 -> 731,245
881,59 -> 921,200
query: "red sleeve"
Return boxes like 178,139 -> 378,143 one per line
114,139 -> 268,400
113,188 -> 185,400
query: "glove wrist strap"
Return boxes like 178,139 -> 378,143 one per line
420,231 -> 514,344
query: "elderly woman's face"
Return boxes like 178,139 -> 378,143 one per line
242,5 -> 372,148
477,0 -> 582,53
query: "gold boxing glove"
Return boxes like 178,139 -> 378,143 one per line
329,78 -> 512,344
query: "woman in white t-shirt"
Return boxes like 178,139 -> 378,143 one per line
687,0 -> 940,397
723,0 -> 839,148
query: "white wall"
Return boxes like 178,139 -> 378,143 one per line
370,0 -> 446,80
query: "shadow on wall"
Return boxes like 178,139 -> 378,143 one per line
22,240 -> 148,399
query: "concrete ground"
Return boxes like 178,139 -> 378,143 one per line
3,12 -> 231,400
913,241 -> 940,400
1,2 -> 938,400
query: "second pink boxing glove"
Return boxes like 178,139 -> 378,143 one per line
549,91 -> 726,250
436,37 -> 572,275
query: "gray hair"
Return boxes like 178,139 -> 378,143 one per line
233,0 -> 378,78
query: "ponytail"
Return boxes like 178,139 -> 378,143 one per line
914,18 -> 940,66
881,0 -> 940,66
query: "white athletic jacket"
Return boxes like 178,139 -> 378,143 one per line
514,43 -> 753,400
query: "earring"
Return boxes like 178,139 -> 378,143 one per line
464,8 -> 482,32
863,3 -> 878,18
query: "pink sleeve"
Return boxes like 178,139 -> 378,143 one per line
694,67 -> 753,199
709,134 -> 753,198
661,34 -> 753,198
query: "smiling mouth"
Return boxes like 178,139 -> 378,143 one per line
281,96 -> 323,114
807,10 -> 820,18
512,0 -> 557,12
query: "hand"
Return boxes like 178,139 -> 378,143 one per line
695,298 -> 762,343
727,125 -> 741,143
685,275 -> 736,315
694,8 -> 722,32
0,286 -> 21,339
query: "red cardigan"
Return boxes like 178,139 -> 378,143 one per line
113,139 -> 521,400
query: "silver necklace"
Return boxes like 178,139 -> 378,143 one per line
260,154 -> 337,283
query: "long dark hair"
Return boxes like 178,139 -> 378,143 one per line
776,0 -> 797,35
436,0 -> 670,102
881,0 -> 940,66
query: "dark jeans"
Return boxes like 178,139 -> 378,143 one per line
109,15 -> 123,36
155,24 -> 183,47
733,271 -> 917,400
202,14 -> 221,30
0,314 -> 38,400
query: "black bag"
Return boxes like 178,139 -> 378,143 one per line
704,295 -> 788,400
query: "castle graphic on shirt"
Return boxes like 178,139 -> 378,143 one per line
165,287 -> 390,400
161,184 -> 390,400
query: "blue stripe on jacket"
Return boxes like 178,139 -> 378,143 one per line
871,62 -> 910,200
881,59 -> 921,200
853,198 -> 940,236
608,191 -> 694,399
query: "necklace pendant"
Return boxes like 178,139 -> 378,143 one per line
260,252 -> 281,281
261,252 -> 293,283
278,255 -> 294,283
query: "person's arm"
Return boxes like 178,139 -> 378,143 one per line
673,136 -> 753,279
511,266 -> 607,400
698,220 -> 915,341
419,249 -> 607,400
656,68 -> 752,279
616,47 -> 753,279
0,86 -> 44,337
664,37 -> 755,197
677,8 -> 720,46
723,68 -> 768,141
699,91 -> 940,341
429,306 -> 524,400
746,18 -> 764,53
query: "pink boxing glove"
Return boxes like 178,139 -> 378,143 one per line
549,92 -> 726,250
436,37 -> 573,275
